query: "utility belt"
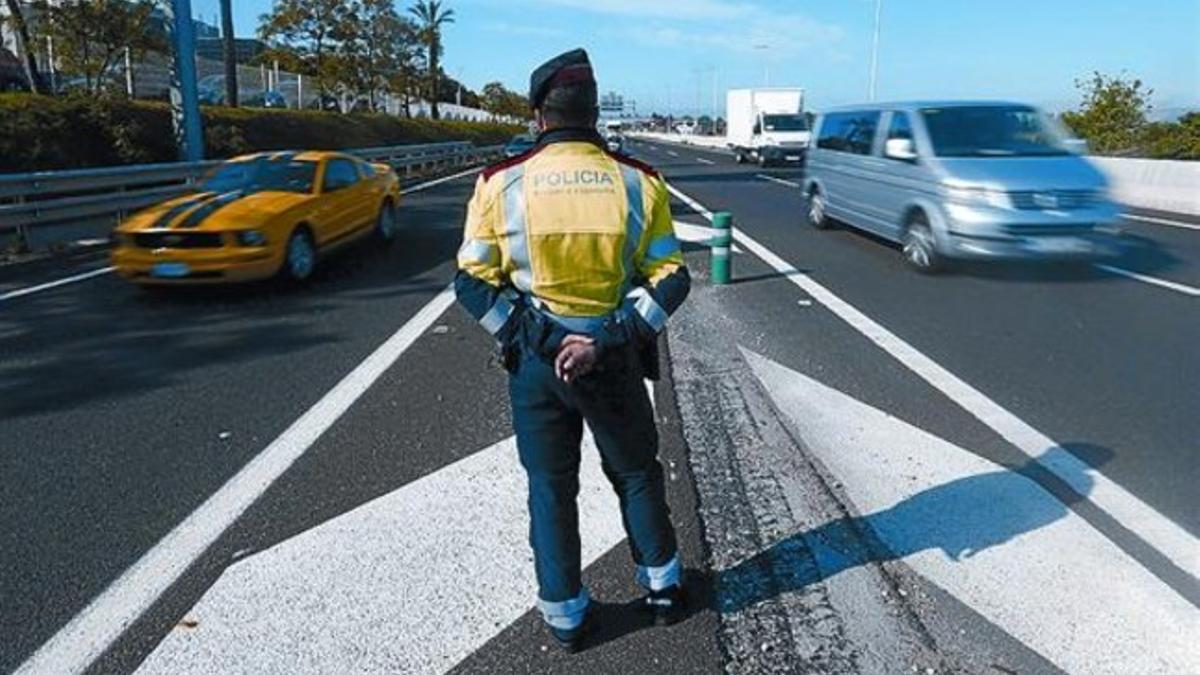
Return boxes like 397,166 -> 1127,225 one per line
501,293 -> 660,381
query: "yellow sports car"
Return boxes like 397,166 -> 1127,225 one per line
112,150 -> 401,284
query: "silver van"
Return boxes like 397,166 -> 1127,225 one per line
803,101 -> 1122,272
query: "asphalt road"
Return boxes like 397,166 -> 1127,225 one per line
0,171 -> 720,674
631,137 -> 1198,537
2,142 -> 1196,674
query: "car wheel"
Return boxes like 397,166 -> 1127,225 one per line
376,201 -> 397,243
758,153 -> 768,167
283,228 -> 316,281
902,214 -> 942,274
807,189 -> 831,230
734,151 -> 746,164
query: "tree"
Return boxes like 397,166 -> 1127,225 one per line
1061,72 -> 1153,156
407,0 -> 453,119
3,0 -> 46,93
219,0 -> 237,107
480,81 -> 529,120
43,0 -> 164,94
259,0 -> 348,101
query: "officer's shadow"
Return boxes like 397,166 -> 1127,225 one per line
716,445 -> 1110,615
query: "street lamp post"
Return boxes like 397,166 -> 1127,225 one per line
869,0 -> 882,101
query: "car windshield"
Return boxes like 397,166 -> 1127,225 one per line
201,158 -> 319,193
763,114 -> 808,132
921,106 -> 1070,157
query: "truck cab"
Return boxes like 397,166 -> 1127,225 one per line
727,88 -> 811,167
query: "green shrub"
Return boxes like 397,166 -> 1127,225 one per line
0,93 -> 523,172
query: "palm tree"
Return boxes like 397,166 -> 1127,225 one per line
407,0 -> 453,120
3,0 -> 45,93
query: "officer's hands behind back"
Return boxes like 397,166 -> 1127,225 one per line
555,334 -> 598,384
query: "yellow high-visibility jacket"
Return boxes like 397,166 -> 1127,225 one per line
455,129 -> 689,355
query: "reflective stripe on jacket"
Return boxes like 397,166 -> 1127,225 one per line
455,129 -> 689,344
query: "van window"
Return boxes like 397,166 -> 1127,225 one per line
816,112 -> 880,155
886,112 -> 913,141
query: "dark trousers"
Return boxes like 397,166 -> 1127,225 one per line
509,344 -> 678,612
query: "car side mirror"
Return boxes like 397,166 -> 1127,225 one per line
885,138 -> 918,162
1063,138 -> 1089,155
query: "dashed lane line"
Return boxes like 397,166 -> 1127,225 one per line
755,174 -> 801,188
663,180 -> 1198,582
695,157 -> 715,165
1094,264 -> 1200,297
16,286 -> 458,675
0,266 -> 116,303
1122,213 -> 1200,231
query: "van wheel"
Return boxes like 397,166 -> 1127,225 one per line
734,151 -> 747,164
902,213 -> 943,274
757,153 -> 769,167
806,189 -> 831,230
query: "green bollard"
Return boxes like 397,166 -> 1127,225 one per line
711,211 -> 733,285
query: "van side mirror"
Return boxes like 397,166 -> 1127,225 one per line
1063,138 -> 1089,155
885,138 -> 918,162
752,121 -> 761,135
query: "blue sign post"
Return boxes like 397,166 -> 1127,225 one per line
166,0 -> 204,161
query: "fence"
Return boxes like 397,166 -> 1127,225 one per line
0,141 -> 502,249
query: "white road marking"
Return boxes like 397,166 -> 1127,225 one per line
797,299 -> 812,307
0,266 -> 115,303
1094,264 -> 1200,297
664,181 -> 1198,580
755,174 -> 801,188
16,286 -> 458,675
744,349 -> 1197,675
673,221 -> 742,254
695,157 -> 715,165
400,166 -> 485,195
666,150 -> 679,157
1122,213 -> 1200,231
135,431 -> 625,674
0,170 -> 481,305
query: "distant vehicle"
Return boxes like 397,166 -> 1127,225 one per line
112,151 -> 401,285
504,134 -> 536,158
727,88 -> 810,166
802,101 -> 1122,273
604,132 -> 627,155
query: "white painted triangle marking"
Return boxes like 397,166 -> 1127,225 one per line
741,346 -> 1197,675
136,430 -> 626,675
673,221 -> 743,253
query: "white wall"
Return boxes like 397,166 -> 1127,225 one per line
1091,158 -> 1199,216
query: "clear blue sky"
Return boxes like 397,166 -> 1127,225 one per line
193,0 -> 1200,116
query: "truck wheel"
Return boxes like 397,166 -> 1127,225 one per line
734,151 -> 747,164
758,153 -> 768,167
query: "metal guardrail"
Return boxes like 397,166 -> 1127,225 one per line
0,141 -> 502,236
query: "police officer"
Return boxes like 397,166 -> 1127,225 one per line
454,48 -> 690,651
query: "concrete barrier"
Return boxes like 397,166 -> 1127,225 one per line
1090,158 -> 1199,216
636,132 -> 1198,217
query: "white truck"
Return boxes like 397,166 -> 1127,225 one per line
726,88 -> 810,166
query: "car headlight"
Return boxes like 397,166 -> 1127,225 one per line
945,186 -> 1011,209
236,230 -> 268,246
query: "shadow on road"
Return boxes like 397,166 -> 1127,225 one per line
717,446 -> 1106,615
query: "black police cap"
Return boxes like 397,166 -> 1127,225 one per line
529,48 -> 595,109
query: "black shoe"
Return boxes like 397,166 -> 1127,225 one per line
549,607 -> 592,653
639,584 -> 686,626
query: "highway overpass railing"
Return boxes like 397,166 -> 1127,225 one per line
0,142 -> 503,243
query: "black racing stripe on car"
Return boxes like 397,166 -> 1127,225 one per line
152,192 -> 216,229
175,190 -> 246,229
